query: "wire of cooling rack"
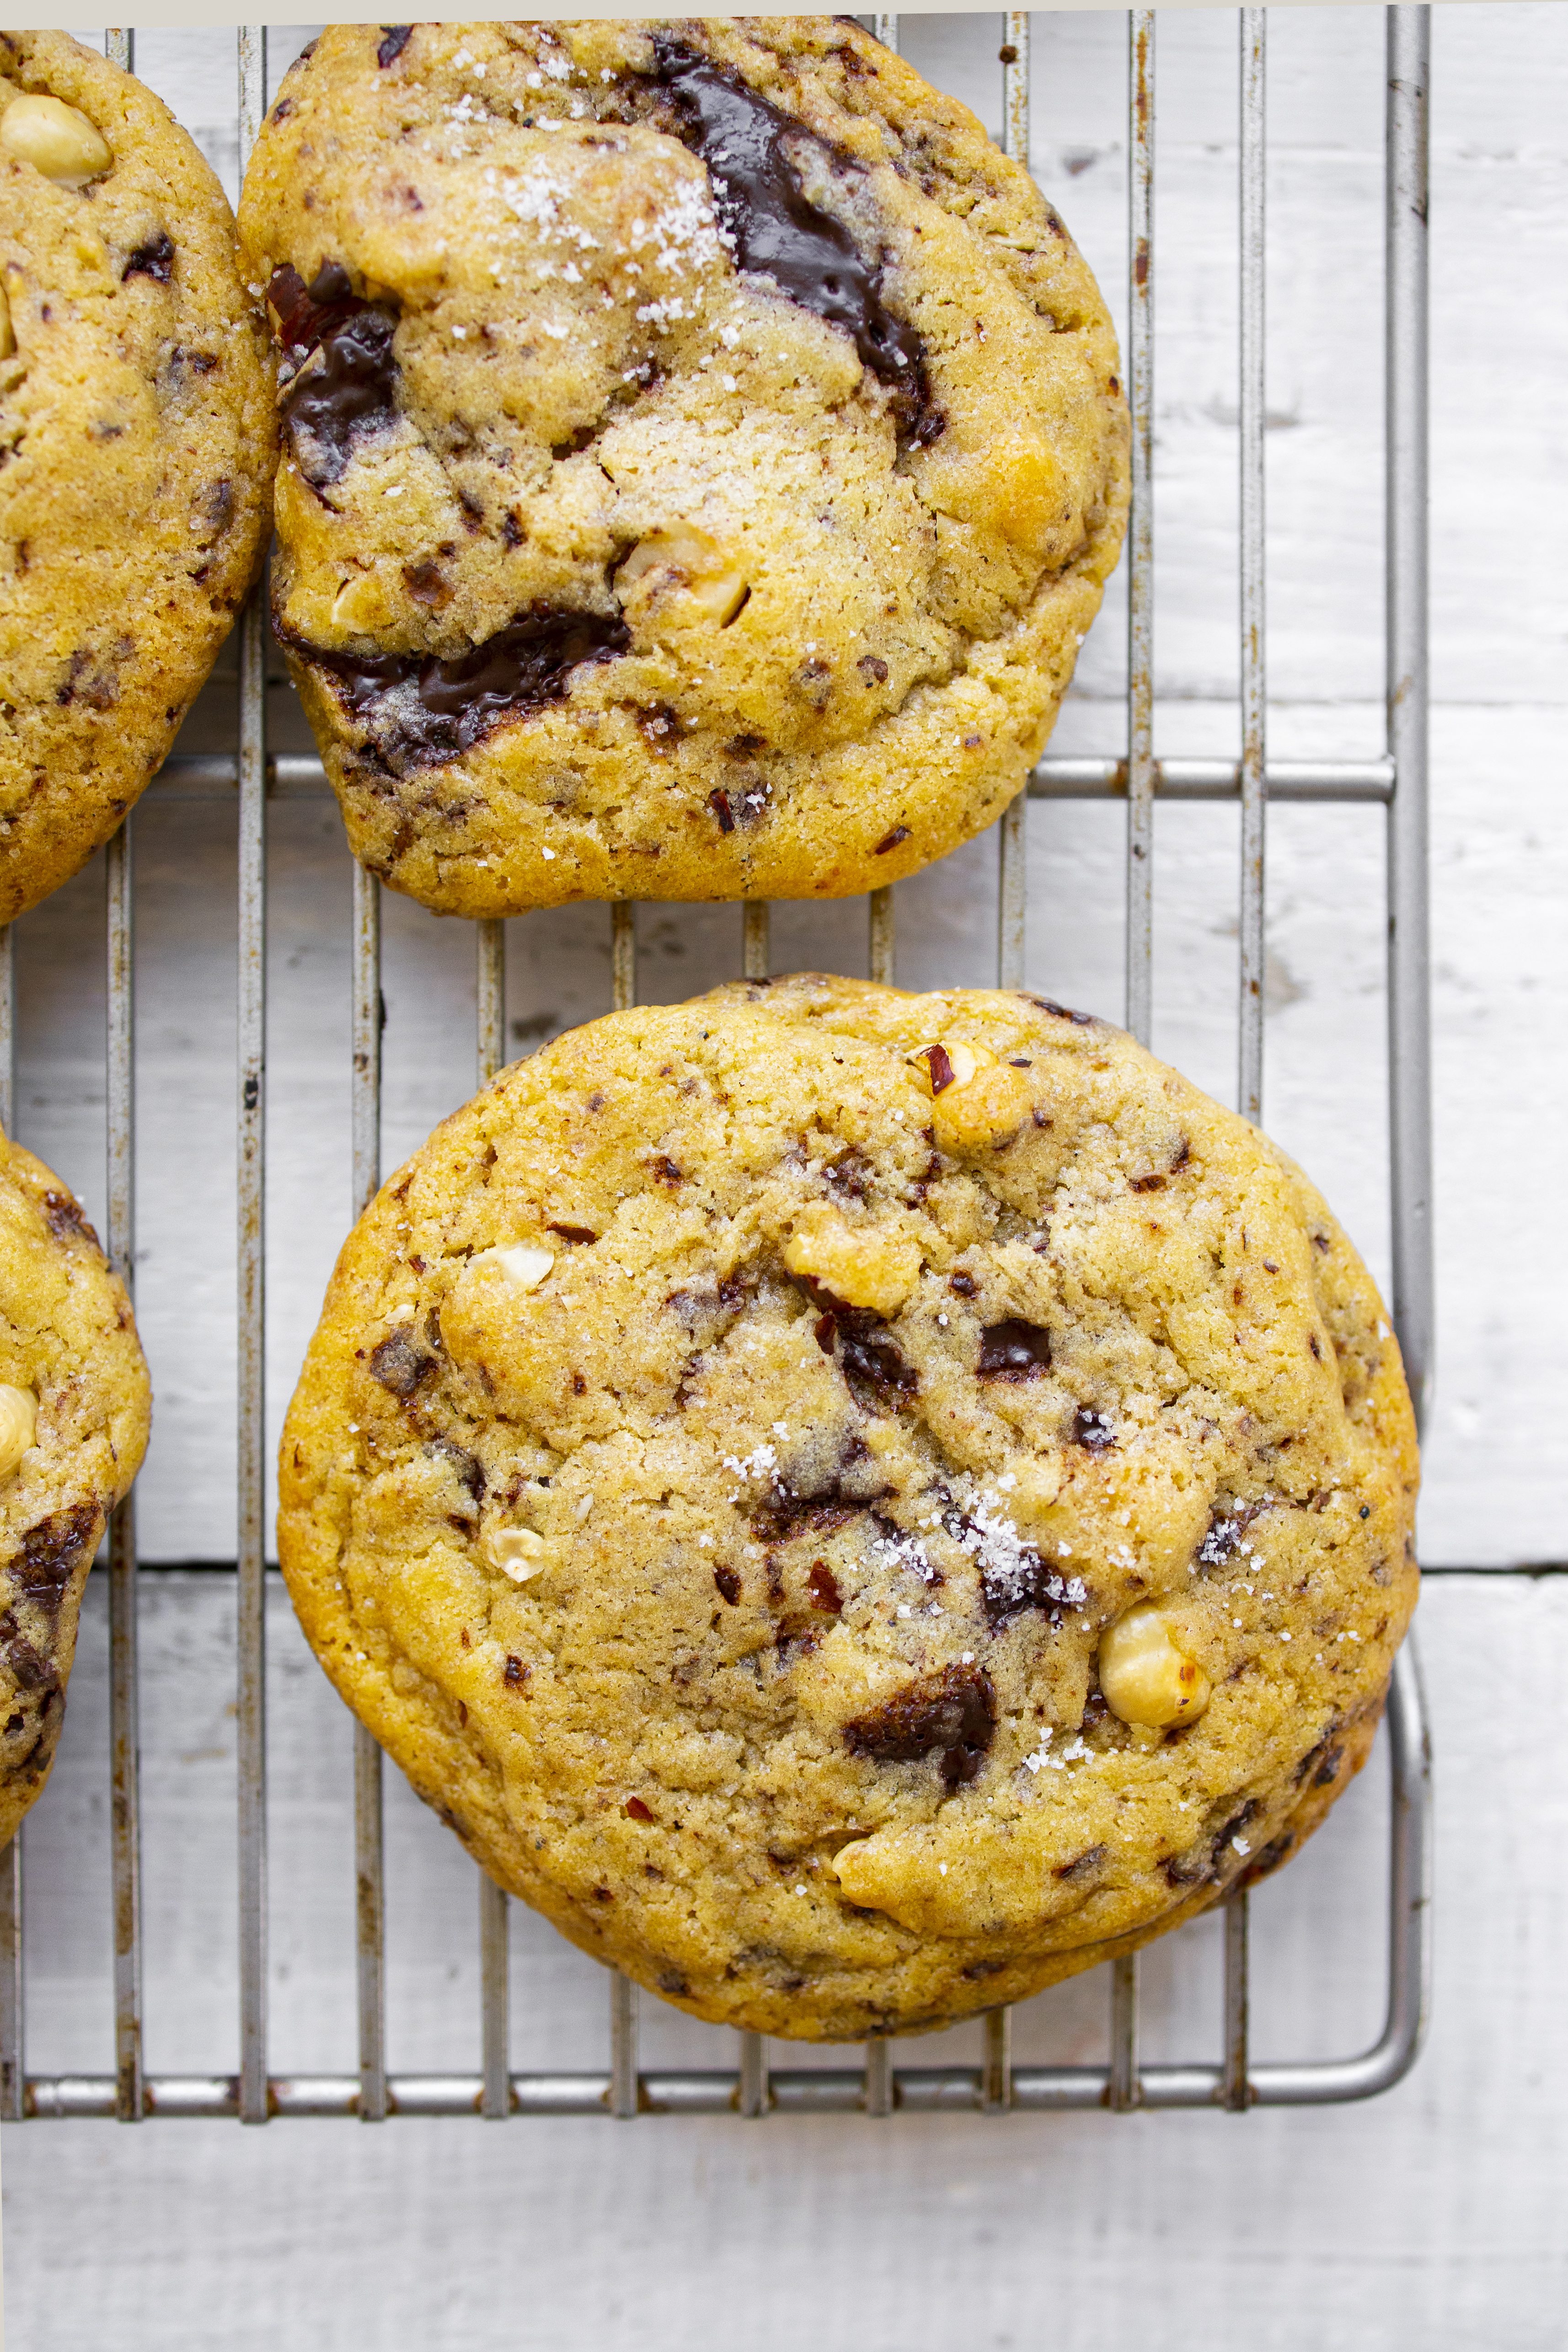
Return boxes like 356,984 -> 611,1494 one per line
0,10 -> 1432,2122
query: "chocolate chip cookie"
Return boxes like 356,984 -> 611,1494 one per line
278,976 -> 1418,2040
240,20 -> 1128,920
0,1132 -> 150,1846
0,29 -> 274,923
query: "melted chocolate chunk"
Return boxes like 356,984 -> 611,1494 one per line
844,1662 -> 995,1789
368,1329 -> 434,1397
377,24 -> 412,68
839,1324 -> 916,1409
953,1508 -> 1086,1628
1070,1406 -> 1116,1451
787,1273 -> 915,1408
285,309 -> 399,486
546,1221 -> 599,1245
12,1506 -> 100,1618
267,260 -> 363,361
752,1471 -> 887,1546
0,1614 -> 58,1697
123,231 -> 174,285
428,1438 -> 484,1502
977,1319 -> 1051,1379
653,42 -> 942,450
714,1564 -> 742,1604
41,1189 -> 98,1250
294,610 -> 630,766
1196,1497 -> 1267,1567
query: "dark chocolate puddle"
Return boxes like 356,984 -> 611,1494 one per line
652,41 -> 942,451
287,608 -> 631,766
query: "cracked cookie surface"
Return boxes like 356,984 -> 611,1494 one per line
239,18 -> 1128,918
279,977 -> 1417,2039
0,30 -> 275,923
0,1131 -> 150,1845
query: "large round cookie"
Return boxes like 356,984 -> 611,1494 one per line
280,978 -> 1417,2040
0,1133 -> 150,1846
240,20 -> 1128,920
0,31 -> 274,924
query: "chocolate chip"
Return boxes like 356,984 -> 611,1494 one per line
289,607 -> 631,766
844,1662 -> 995,1789
807,1562 -> 843,1614
707,788 -> 735,832
625,1796 -> 653,1822
653,42 -> 943,452
650,1156 -> 683,1187
1162,1850 -> 1209,1889
123,231 -> 174,285
402,559 -> 451,608
503,1654 -> 527,1688
1069,1406 -> 1115,1450
714,1564 -> 741,1604
977,1319 -> 1051,1379
1025,996 -> 1097,1027
823,1147 -> 872,1203
368,1329 -> 433,1397
858,655 -> 889,685
1212,1799 -> 1261,1859
1053,1843 -> 1107,1882
377,25 -> 412,68
948,1272 -> 978,1297
546,1222 -> 598,1244
1129,1172 -> 1165,1193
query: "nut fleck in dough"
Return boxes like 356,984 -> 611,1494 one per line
0,1131 -> 150,1845
239,20 -> 1128,920
278,977 -> 1418,2041
0,30 -> 275,924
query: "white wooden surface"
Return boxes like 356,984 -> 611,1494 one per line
3,9 -> 1566,2345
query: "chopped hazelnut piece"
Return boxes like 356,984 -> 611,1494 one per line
618,526 -> 749,628
912,1038 -> 996,1095
910,1037 -> 1033,1151
1,94 -> 112,187
0,1385 -> 37,1479
471,1241 -> 555,1292
1097,1604 -> 1210,1729
490,1527 -> 549,1582
783,1201 -> 919,1316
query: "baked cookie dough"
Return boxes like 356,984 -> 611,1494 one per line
240,19 -> 1128,920
0,30 -> 274,923
0,1133 -> 150,1846
279,977 -> 1417,2041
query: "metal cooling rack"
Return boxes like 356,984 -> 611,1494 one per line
0,11 -> 1433,2122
